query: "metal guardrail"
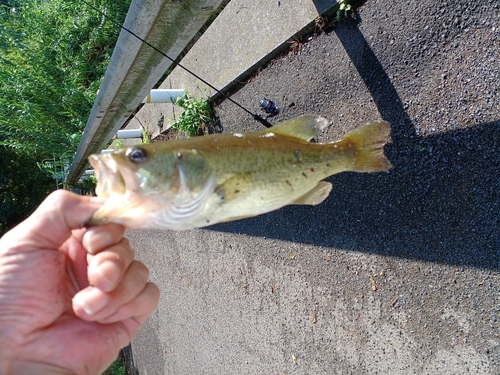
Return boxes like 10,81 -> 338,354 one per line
66,0 -> 225,185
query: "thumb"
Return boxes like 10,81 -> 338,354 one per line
1,190 -> 105,252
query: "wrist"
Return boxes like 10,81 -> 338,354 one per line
6,361 -> 71,375
0,329 -> 14,375
0,331 -> 71,375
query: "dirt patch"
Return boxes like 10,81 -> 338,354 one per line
150,128 -> 182,143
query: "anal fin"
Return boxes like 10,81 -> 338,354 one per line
270,115 -> 329,141
292,181 -> 332,206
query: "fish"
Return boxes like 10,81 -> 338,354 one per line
88,115 -> 392,230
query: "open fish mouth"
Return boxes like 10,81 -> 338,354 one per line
88,152 -> 151,227
88,154 -> 127,198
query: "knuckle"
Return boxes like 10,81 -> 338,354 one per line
132,261 -> 149,282
122,239 -> 135,259
120,237 -> 131,249
45,190 -> 75,210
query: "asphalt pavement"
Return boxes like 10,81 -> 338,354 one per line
126,0 -> 499,374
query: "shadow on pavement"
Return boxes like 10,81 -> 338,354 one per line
209,18 -> 500,271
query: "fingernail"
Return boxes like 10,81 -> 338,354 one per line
73,288 -> 108,316
98,259 -> 120,291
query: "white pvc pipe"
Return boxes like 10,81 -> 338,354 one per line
101,149 -> 115,155
84,170 -> 95,175
141,89 -> 184,103
114,129 -> 143,139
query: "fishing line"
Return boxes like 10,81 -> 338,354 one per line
81,0 -> 273,128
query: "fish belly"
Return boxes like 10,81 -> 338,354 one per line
190,145 -> 345,228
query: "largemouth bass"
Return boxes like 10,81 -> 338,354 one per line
88,115 -> 392,229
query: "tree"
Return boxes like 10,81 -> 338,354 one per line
0,146 -> 54,235
0,0 -> 131,234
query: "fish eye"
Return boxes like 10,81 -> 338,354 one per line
126,147 -> 148,164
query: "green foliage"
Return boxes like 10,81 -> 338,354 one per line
36,154 -> 72,189
172,91 -> 214,137
142,129 -> 151,144
0,146 -> 54,236
103,357 -> 125,375
336,0 -> 353,21
0,0 -> 130,231
0,0 -> 130,157
79,174 -> 97,196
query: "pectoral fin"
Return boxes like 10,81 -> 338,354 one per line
194,173 -> 264,226
292,181 -> 332,206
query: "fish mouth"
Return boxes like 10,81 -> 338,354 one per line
88,153 -> 127,198
88,152 -> 149,227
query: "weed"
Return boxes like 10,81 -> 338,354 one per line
336,0 -> 353,21
103,357 -> 125,375
288,37 -> 304,55
142,129 -> 151,144
172,91 -> 214,137
315,16 -> 327,32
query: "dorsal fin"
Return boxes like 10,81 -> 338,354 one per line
269,115 -> 329,141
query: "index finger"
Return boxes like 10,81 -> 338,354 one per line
0,190 -> 105,254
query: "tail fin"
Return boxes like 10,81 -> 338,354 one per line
342,121 -> 392,172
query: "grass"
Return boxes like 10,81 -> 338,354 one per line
113,139 -> 124,148
171,91 -> 215,137
103,357 -> 125,375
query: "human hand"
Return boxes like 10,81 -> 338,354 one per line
0,190 -> 159,375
